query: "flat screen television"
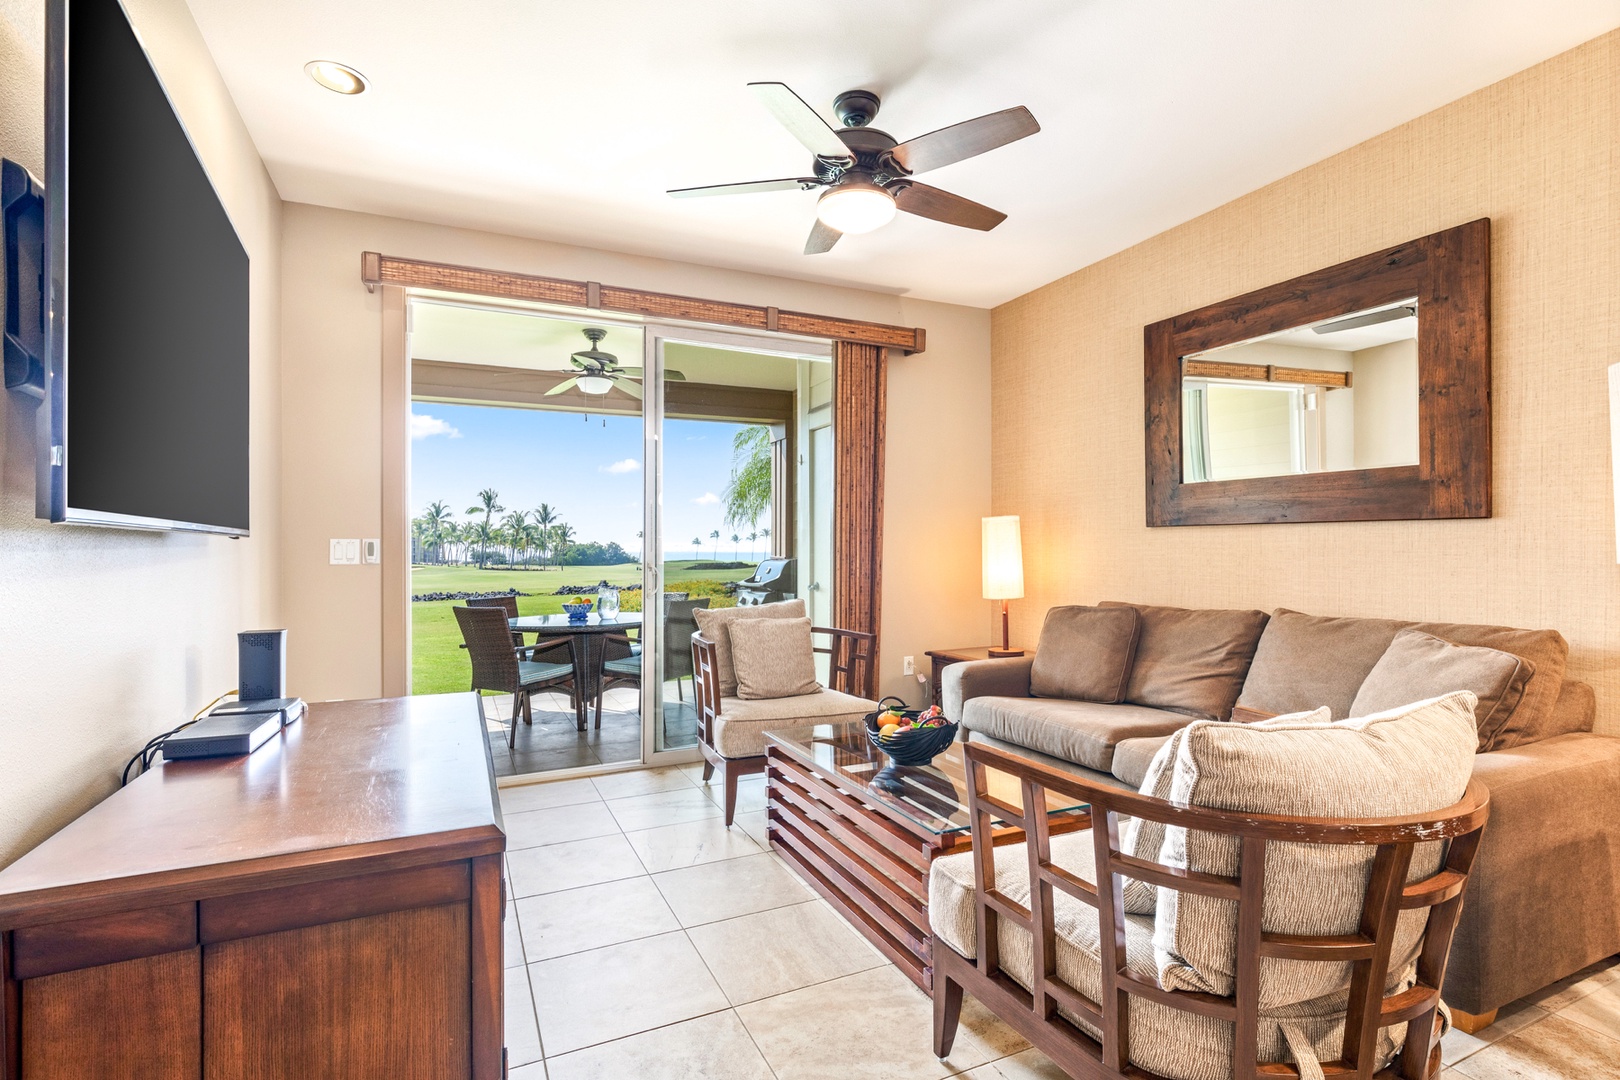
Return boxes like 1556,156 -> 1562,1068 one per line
40,0 -> 250,535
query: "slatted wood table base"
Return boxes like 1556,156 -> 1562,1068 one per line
765,744 -> 1087,995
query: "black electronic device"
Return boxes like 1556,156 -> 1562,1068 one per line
160,710 -> 281,760
39,0 -> 251,535
238,630 -> 287,702
212,696 -> 304,727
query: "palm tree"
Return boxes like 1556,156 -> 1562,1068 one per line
467,489 -> 504,568
501,510 -> 529,568
518,521 -> 542,568
470,520 -> 498,567
533,503 -> 558,568
691,537 -> 702,560
747,530 -> 758,560
730,533 -> 741,560
422,500 -> 454,564
723,426 -> 772,531
709,529 -> 720,559
551,523 -> 576,565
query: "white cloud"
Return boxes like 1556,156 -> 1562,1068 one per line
600,458 -> 640,474
410,413 -> 460,440
693,492 -> 720,505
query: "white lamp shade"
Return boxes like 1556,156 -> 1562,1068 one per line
816,183 -> 897,235
576,374 -> 613,395
982,516 -> 1024,600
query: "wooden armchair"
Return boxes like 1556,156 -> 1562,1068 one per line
933,740 -> 1491,1080
692,624 -> 878,826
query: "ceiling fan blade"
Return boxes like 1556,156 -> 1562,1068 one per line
614,366 -> 643,377
748,82 -> 853,162
888,106 -> 1039,175
892,182 -> 1007,231
612,378 -> 644,401
667,177 -> 820,198
665,368 -> 687,382
545,377 -> 581,396
804,218 -> 842,255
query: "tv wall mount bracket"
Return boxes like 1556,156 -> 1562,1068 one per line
3,157 -> 46,400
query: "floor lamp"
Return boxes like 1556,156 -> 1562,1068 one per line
983,515 -> 1025,658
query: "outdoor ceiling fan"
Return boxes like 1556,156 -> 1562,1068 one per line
544,328 -> 685,401
668,82 -> 1040,254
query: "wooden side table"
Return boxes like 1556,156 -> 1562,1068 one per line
926,646 -> 1031,708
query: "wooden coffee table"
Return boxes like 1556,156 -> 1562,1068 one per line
764,722 -> 1089,994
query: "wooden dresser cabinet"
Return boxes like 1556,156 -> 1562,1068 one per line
0,695 -> 506,1080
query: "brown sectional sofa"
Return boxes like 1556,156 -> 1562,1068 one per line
942,601 -> 1620,1019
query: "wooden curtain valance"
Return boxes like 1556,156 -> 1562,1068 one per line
1181,358 -> 1352,389
361,252 -> 926,354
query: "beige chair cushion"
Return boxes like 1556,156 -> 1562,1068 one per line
1155,691 -> 1478,1009
692,599 -> 807,698
1350,629 -> 1534,750
929,833 -> 1402,1080
730,616 -> 821,700
960,696 -> 1193,773
1102,602 -> 1269,722
710,687 -> 876,759
1110,735 -> 1173,788
1118,708 -> 1330,916
1030,605 -> 1141,703
1237,609 -> 1569,742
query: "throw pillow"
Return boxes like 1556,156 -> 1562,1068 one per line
1029,605 -> 1142,702
1350,629 -> 1534,751
1101,602 -> 1270,721
1152,691 -> 1478,1011
1118,707 -> 1329,915
730,617 -> 821,700
692,599 -> 807,698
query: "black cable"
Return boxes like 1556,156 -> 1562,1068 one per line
120,690 -> 238,786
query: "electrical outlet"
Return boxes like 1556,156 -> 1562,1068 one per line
903,655 -> 915,676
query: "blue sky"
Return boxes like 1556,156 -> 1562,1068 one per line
410,403 -> 771,560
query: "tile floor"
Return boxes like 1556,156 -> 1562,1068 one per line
498,764 -> 1620,1079
482,687 -> 699,777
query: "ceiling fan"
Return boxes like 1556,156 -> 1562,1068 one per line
668,82 -> 1039,254
544,328 -> 685,401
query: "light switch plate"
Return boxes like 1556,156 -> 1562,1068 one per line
329,539 -> 345,565
344,539 -> 360,564
362,539 -> 380,564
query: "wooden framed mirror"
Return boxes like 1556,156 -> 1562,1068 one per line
1144,219 -> 1490,526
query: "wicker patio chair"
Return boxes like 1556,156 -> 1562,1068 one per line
594,597 -> 711,726
454,604 -> 585,744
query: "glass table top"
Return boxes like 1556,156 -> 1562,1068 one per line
764,721 -> 1089,837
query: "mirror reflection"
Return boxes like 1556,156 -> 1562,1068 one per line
1180,299 -> 1419,483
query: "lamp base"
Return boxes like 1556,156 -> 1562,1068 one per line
987,647 -> 1025,658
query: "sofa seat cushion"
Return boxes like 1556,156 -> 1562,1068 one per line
1350,629 -> 1534,750
1111,735 -> 1173,788
710,687 -> 876,758
1102,602 -> 1269,722
1156,692 -> 1478,1008
960,696 -> 1193,773
963,732 -> 1133,792
929,833 -> 1396,1080
1030,605 -> 1141,702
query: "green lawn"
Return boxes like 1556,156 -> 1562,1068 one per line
410,561 -> 757,695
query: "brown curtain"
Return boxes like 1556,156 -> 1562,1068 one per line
833,342 -> 886,675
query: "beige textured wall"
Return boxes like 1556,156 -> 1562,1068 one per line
279,203 -> 991,705
991,30 -> 1620,734
0,0 -> 281,865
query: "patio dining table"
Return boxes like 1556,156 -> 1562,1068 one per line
509,611 -> 643,704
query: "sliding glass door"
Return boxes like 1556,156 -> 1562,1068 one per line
640,326 -> 833,760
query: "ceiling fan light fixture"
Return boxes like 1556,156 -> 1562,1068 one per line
304,60 -> 368,95
816,181 -> 895,235
576,374 -> 614,395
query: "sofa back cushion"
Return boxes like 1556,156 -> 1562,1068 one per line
730,617 -> 822,700
1350,629 -> 1534,750
1030,605 -> 1142,703
1101,602 -> 1269,722
692,599 -> 807,698
1236,609 -> 1407,721
1238,608 -> 1570,743
1153,691 -> 1479,1008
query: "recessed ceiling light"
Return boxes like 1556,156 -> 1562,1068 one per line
304,60 -> 367,95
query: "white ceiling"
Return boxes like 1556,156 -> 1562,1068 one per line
186,0 -> 1620,308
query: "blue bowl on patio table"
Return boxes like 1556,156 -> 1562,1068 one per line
562,600 -> 592,622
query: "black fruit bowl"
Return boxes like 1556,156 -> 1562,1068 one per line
865,707 -> 959,766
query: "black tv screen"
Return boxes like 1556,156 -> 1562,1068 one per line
42,0 -> 250,535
